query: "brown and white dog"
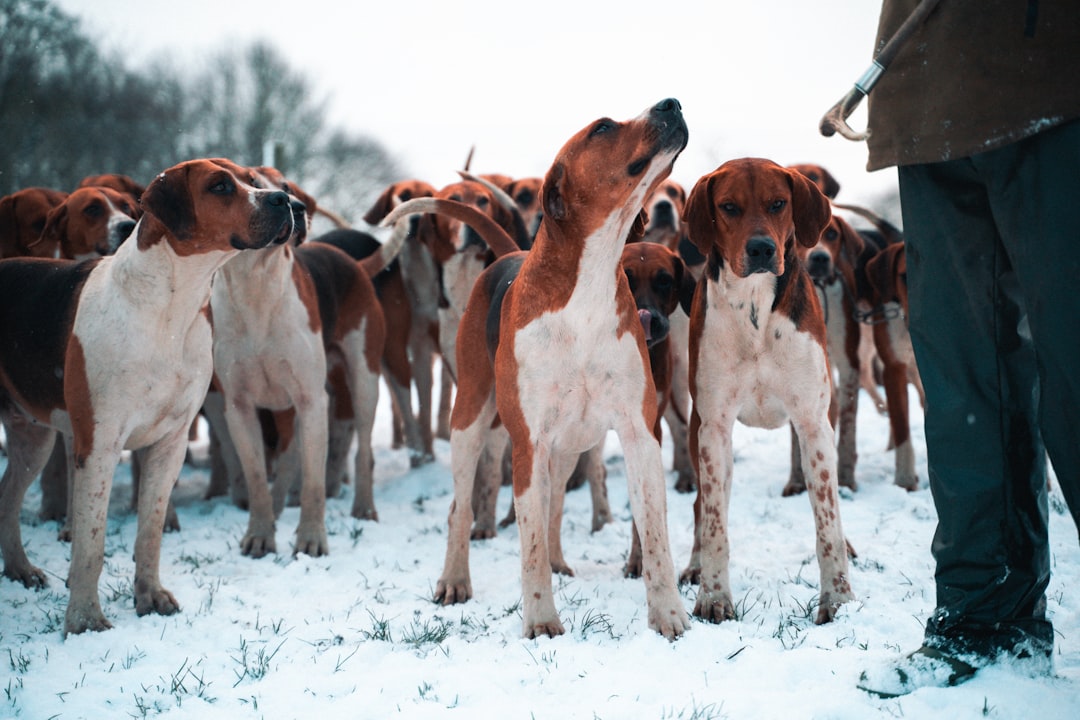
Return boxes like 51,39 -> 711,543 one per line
363,179 -> 440,463
205,159 -> 388,558
682,158 -> 855,624
388,99 -> 692,639
640,178 -> 697,493
864,241 -> 920,490
42,186 -> 139,261
0,159 -> 292,635
0,187 -> 69,259
620,240 -> 695,576
786,213 -> 867,495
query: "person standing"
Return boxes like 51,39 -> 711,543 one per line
852,0 -> 1080,697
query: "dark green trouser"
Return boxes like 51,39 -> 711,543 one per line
898,119 -> 1080,651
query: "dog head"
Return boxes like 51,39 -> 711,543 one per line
137,158 -> 293,255
799,214 -> 865,288
41,186 -> 138,260
423,180 -> 518,264
0,187 -> 69,259
504,176 -> 544,243
621,241 -> 695,347
249,165 -> 318,244
76,173 -> 145,214
540,98 -> 688,245
685,158 -> 832,279
641,178 -> 688,250
788,163 -> 841,200
363,179 -> 438,225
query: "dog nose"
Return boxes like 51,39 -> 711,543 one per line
807,249 -> 831,278
654,98 -> 681,114
267,191 -> 290,208
745,236 -> 777,273
116,220 -> 136,241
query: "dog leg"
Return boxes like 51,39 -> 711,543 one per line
547,450 -> 578,577
348,363 -> 381,523
0,416 -> 55,588
65,443 -> 124,635
470,426 -> 509,539
619,419 -> 689,639
514,441 -> 563,638
436,403 -> 496,605
792,414 -> 855,623
227,401 -> 277,557
130,436 -> 187,619
692,419 -> 736,622
581,445 -> 611,532
293,393 -> 330,556
784,423 -> 807,495
38,437 -> 67,521
834,357 -> 861,491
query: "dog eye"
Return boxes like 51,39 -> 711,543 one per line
719,202 -> 740,216
590,120 -> 615,137
654,272 -> 673,292
477,197 -> 489,208
768,199 -> 786,213
515,190 -> 534,205
82,201 -> 104,218
624,271 -> 638,292
824,228 -> 839,240
209,180 -> 234,195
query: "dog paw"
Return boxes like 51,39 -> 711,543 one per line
64,603 -> 113,637
434,578 -> 472,605
523,618 -> 565,639
895,473 -> 919,492
136,586 -> 180,617
241,532 -> 277,558
650,604 -> 692,640
815,589 -> 856,624
470,524 -> 496,540
678,562 -> 701,585
673,473 -> 697,494
351,505 -> 379,522
693,589 -> 735,623
3,564 -> 48,590
782,478 -> 807,496
294,525 -> 329,557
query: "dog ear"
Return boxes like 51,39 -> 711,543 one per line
0,195 -> 17,256
138,164 -> 196,246
40,202 -> 69,248
675,254 -> 697,316
684,172 -> 719,258
835,215 -> 866,264
626,209 -> 648,243
363,184 -> 398,226
542,163 -> 567,222
786,168 -> 832,249
864,243 -> 900,305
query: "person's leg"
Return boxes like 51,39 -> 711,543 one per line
979,118 -> 1080,537
899,157 -> 1052,655
859,158 -> 1053,697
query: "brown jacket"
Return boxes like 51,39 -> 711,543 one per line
866,0 -> 1080,170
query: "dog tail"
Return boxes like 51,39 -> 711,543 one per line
832,202 -> 903,245
379,197 -> 520,259
316,206 -> 351,229
456,170 -> 533,250
359,218 -> 409,277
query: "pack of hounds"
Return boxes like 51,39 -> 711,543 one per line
0,99 -> 920,639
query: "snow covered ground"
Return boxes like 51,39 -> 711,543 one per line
2,375 -> 1078,719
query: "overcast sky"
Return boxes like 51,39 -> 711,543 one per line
55,0 -> 898,207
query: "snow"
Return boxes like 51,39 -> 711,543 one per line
2,376 -> 1079,719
